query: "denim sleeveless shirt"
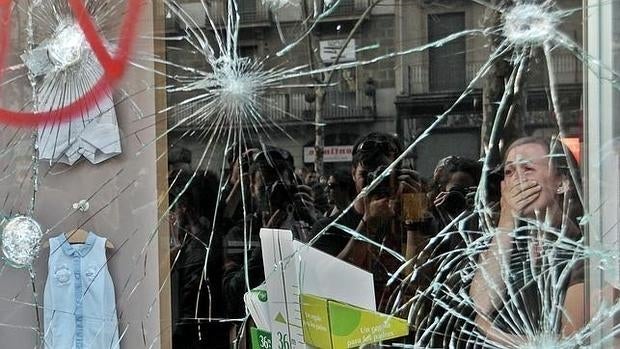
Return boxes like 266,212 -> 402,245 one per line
44,232 -> 120,349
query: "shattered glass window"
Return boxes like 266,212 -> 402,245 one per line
0,0 -> 618,348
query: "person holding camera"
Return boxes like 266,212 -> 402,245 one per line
218,143 -> 260,238
407,156 -> 482,347
221,146 -> 317,318
429,156 -> 481,235
168,170 -> 228,348
310,132 -> 428,311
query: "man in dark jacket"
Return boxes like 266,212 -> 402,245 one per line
222,147 -> 316,317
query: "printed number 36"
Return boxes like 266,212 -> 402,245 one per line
277,332 -> 290,349
260,334 -> 271,349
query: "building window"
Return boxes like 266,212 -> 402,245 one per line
238,45 -> 258,58
238,0 -> 257,16
427,12 -> 466,92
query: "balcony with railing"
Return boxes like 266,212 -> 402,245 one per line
322,0 -> 369,19
396,53 -> 583,119
206,0 -> 271,28
404,60 -> 484,95
405,109 -> 582,131
168,90 -> 376,129
330,0 -> 369,17
403,53 -> 582,96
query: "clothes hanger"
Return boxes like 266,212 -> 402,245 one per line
42,228 -> 115,249
66,228 -> 114,249
42,199 -> 114,249
66,228 -> 88,244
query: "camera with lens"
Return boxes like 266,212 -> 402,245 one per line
266,180 -> 298,211
365,165 -> 394,198
438,186 -> 476,215
239,154 -> 251,173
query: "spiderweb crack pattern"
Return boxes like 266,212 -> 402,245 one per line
0,0 -> 617,348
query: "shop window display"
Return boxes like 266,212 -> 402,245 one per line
0,0 -> 617,349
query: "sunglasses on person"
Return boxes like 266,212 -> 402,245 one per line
253,148 -> 290,162
436,155 -> 461,168
353,139 -> 398,155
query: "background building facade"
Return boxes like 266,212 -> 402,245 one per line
165,0 -> 398,172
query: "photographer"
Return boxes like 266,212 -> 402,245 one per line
219,143 -> 259,234
222,146 -> 317,317
429,156 -> 481,233
310,132 -> 427,310
411,156 -> 481,347
169,170 -> 227,348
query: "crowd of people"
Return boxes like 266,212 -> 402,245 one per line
166,132 -> 585,348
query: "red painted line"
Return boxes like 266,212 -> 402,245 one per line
0,0 -> 144,127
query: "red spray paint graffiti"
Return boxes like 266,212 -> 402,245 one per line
0,0 -> 143,127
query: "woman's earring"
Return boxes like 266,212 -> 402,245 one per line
557,184 -> 567,194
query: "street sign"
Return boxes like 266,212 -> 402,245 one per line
319,39 -> 356,63
304,145 -> 353,163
